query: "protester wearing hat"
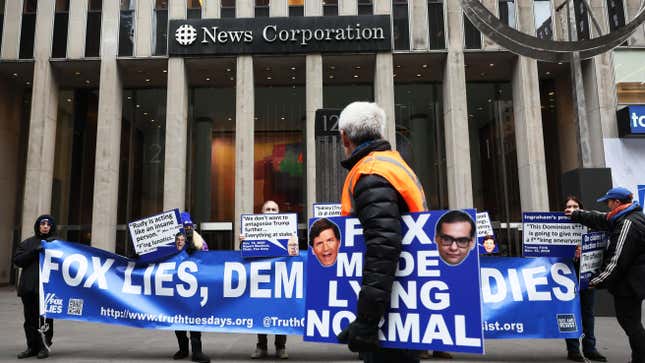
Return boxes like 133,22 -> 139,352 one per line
565,187 -> 645,363
13,215 -> 57,359
180,212 -> 207,253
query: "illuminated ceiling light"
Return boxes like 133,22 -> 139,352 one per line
205,77 -> 211,81
291,66 -> 296,70
143,112 -> 148,116
393,73 -> 397,77
469,114 -> 474,117
557,62 -> 563,65
354,66 -> 361,70
127,96 -> 132,100
226,68 -> 232,72
421,64 -> 428,68
548,91 -> 555,96
229,77 -> 234,81
26,81 -> 30,85
487,99 -> 492,103
480,72 -> 486,77
329,75 -> 335,79
476,107 -> 484,111
416,74 -> 422,77
353,75 -> 359,78
489,63 -> 494,67
151,119 -> 155,122
291,76 -> 296,80
66,98 -> 72,102
264,67 -> 271,71
85,80 -> 91,84
395,65 -> 401,68
329,65 -> 336,70
545,71 -> 551,75
266,76 -> 272,80
227,117 -> 232,121
136,104 -> 140,108
162,69 -> 167,73
145,78 -> 151,82
12,73 -> 18,77
74,71 -> 81,75
280,116 -> 285,120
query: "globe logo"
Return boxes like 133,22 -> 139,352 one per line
175,24 -> 197,46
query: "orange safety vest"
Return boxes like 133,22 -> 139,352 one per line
340,150 -> 428,216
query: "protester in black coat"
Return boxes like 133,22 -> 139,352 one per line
567,187 -> 645,363
13,214 -> 56,359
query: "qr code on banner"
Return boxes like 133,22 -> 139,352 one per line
67,298 -> 84,316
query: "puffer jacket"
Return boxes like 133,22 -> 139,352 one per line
571,203 -> 645,298
340,139 -> 425,323
13,215 -> 57,296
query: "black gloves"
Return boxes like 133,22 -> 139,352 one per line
337,317 -> 380,352
186,242 -> 197,255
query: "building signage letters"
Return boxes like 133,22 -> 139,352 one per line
168,15 -> 391,56
617,105 -> 645,138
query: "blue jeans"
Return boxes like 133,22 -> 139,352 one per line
565,288 -> 596,353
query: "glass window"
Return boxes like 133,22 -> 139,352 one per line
428,0 -> 444,49
188,0 -> 202,19
0,0 -> 5,50
52,1 -> 70,58
255,0 -> 269,17
119,0 -> 136,56
154,1 -> 169,55
498,0 -> 515,28
534,0 -> 552,40
464,15 -> 481,49
393,0 -> 409,51
51,89 -> 98,245
358,0 -> 372,15
254,57 -> 306,223
467,82 -> 520,225
607,0 -> 626,31
289,0 -> 304,16
221,0 -> 235,18
19,0 -> 38,59
117,89 -> 167,256
86,0 -> 102,57
394,83 -> 447,209
573,0 -> 589,40
323,0 -> 337,16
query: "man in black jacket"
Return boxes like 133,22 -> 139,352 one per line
566,187 -> 645,363
336,102 -> 427,363
13,214 -> 57,359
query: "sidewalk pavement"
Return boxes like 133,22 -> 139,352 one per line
0,287 -> 635,362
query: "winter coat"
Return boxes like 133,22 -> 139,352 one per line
13,215 -> 57,296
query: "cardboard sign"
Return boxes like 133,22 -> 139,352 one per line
522,212 -> 587,258
240,213 -> 299,258
128,209 -> 182,255
579,232 -> 609,290
313,203 -> 342,218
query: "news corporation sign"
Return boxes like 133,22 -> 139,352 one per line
168,15 -> 391,56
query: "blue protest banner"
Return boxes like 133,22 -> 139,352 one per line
304,211 -> 484,354
240,213 -> 299,258
480,256 -> 582,339
579,232 -> 608,290
522,212 -> 586,258
639,185 -> 645,207
39,241 -> 305,334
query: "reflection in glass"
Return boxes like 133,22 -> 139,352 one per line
52,1 -> 69,58
86,0 -> 102,57
394,83 -> 447,209
534,0 -> 552,40
254,86 -> 306,221
464,15 -> 481,49
498,0 -> 515,28
119,0 -> 136,56
255,0 -> 269,17
323,0 -> 338,16
117,89 -> 167,255
154,2 -> 169,55
52,90 -> 98,245
221,0 -> 235,18
607,0 -> 626,31
289,0 -> 304,16
358,0 -> 372,15
393,0 -> 410,50
188,0 -> 202,19
19,1 -> 37,59
428,0 -> 445,49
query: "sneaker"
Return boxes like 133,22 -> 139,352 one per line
432,351 -> 453,359
251,348 -> 268,359
17,349 -> 37,359
276,348 -> 289,359
37,349 -> 49,359
583,351 -> 607,362
567,351 -> 585,362
173,350 -> 189,360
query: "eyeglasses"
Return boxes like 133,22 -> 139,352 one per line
438,234 -> 471,248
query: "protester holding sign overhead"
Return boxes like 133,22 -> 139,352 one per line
561,196 -> 606,363
566,187 -> 645,363
335,102 -> 427,363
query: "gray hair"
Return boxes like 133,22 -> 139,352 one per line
338,102 -> 386,145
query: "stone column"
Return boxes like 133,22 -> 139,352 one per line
203,0 -> 222,18
135,0 -> 154,57
305,0 -> 322,220
338,0 -> 357,15
21,1 -> 58,240
270,0 -> 287,16
1,0 -> 24,59
67,0 -> 89,59
585,0 -> 618,141
234,0 -> 255,243
512,0 -> 549,211
374,1 -> 396,146
443,0 -> 473,209
91,0 -> 123,251
410,0 -> 429,50
164,0 -> 189,212
481,0 -> 499,49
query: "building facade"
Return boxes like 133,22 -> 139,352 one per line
0,0 -> 644,284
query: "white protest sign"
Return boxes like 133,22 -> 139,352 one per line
476,212 -> 494,238
240,213 -> 298,258
313,203 -> 342,218
522,212 -> 587,257
580,232 -> 609,289
128,209 -> 183,255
